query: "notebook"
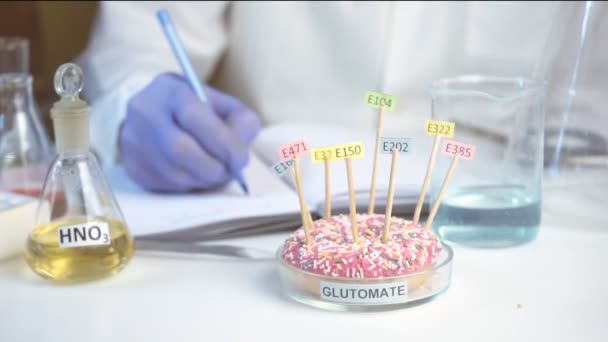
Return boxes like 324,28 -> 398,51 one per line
109,123 -> 430,242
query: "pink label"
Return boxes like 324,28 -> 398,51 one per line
278,139 -> 310,161
442,139 -> 476,160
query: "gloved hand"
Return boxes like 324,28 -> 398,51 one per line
120,72 -> 261,192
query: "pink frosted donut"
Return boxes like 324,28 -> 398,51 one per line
280,214 -> 442,278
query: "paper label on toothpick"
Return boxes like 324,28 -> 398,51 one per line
320,281 -> 408,304
364,91 -> 395,111
425,120 -> 455,137
442,139 -> 476,160
270,159 -> 295,177
380,137 -> 411,154
331,142 -> 364,161
57,221 -> 110,248
278,139 -> 310,161
311,146 -> 336,163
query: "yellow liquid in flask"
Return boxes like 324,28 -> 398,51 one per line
25,218 -> 134,283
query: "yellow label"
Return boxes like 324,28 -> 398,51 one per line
331,142 -> 365,161
424,120 -> 455,137
364,91 -> 395,111
311,146 -> 336,163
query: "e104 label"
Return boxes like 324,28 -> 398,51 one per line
441,139 -> 476,160
364,91 -> 395,111
425,120 -> 455,138
380,137 -> 411,154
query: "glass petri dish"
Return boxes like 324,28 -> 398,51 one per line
276,243 -> 453,312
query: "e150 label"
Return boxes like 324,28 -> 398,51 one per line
331,142 -> 364,161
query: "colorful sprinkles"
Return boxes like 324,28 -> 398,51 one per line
281,214 -> 442,279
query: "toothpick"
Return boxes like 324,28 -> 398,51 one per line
345,158 -> 359,243
423,153 -> 459,231
382,149 -> 398,243
413,134 -> 441,225
291,157 -> 312,245
324,157 -> 331,219
368,106 -> 385,214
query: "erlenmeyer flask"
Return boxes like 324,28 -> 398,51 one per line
534,1 -> 608,172
534,1 -> 608,229
0,73 -> 52,196
25,63 -> 134,283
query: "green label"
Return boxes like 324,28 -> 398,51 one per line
365,91 -> 395,111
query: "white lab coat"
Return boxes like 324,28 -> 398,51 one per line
77,1 -> 595,167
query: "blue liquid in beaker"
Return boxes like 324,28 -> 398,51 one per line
432,185 -> 540,248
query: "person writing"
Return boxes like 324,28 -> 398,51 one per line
78,1 -> 576,193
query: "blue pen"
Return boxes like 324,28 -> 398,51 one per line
156,9 -> 249,194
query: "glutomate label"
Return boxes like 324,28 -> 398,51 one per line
57,221 -> 111,248
319,281 -> 408,304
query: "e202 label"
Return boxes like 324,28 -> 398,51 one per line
380,137 -> 411,154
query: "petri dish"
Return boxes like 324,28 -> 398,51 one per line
276,243 -> 453,312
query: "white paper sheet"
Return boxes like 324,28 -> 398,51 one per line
107,154 -> 302,237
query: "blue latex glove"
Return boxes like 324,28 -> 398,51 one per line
120,73 -> 261,192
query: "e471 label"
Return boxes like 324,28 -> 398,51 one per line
57,221 -> 111,248
278,139 -> 310,161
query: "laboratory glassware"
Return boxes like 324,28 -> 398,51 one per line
0,37 -> 28,73
25,63 -> 134,282
429,75 -> 546,248
533,1 -> 608,230
0,73 -> 52,196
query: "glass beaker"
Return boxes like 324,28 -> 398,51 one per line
429,75 -> 546,248
0,37 -> 29,73
533,2 -> 608,229
0,73 -> 53,196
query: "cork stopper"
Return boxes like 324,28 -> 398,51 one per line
50,63 -> 90,154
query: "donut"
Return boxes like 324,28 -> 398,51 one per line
279,214 -> 442,300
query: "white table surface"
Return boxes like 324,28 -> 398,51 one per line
1,172 -> 607,342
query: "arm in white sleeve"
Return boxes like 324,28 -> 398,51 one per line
77,1 -> 230,168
